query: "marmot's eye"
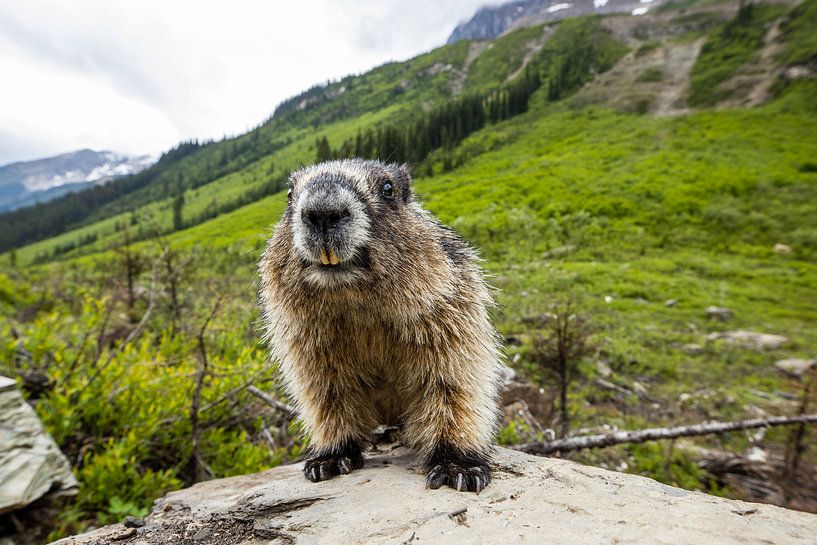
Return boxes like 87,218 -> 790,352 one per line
287,188 -> 293,202
382,181 -> 394,199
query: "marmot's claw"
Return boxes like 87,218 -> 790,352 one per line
304,446 -> 364,482
425,462 -> 491,493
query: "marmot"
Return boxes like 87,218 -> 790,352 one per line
258,159 -> 503,493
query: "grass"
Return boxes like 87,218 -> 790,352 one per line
464,25 -> 548,92
779,0 -> 817,66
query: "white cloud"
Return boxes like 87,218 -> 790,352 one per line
0,0 -> 486,164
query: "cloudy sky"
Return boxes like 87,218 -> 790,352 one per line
0,0 -> 489,165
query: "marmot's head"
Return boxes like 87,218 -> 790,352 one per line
286,159 -> 414,288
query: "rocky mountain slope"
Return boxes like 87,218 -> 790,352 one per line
0,149 -> 154,212
446,0 -> 669,43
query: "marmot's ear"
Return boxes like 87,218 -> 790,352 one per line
398,163 -> 412,179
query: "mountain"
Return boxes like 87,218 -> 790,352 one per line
447,0 -> 668,43
1,0 -> 816,263
0,149 -> 155,212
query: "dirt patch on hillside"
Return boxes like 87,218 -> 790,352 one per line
653,37 -> 707,116
504,26 -> 555,84
451,41 -> 491,95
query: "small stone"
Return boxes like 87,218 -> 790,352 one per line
192,528 -> 213,541
665,299 -> 677,307
631,381 -> 649,396
705,306 -> 733,321
774,358 -> 817,377
123,516 -> 145,528
111,528 -> 137,541
596,361 -> 612,379
746,447 -> 767,463
604,295 -> 614,304
773,243 -> 792,254
683,344 -> 704,355
706,330 -> 787,350
542,244 -> 576,258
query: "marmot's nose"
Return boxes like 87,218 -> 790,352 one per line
303,208 -> 351,233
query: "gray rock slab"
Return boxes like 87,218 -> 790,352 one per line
53,446 -> 817,545
0,376 -> 77,514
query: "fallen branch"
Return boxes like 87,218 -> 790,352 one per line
514,414 -> 817,455
247,385 -> 295,416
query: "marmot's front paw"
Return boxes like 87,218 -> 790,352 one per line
303,443 -> 364,482
426,461 -> 491,493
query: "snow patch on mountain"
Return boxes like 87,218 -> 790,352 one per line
0,149 -> 156,212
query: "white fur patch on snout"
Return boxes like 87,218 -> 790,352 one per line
292,185 -> 371,268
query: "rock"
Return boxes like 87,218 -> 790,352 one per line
596,360 -> 612,378
707,330 -> 788,350
0,376 -> 77,515
191,527 -> 212,541
631,381 -> 650,397
683,343 -> 704,355
773,243 -> 792,254
706,306 -> 734,321
498,365 -> 517,386
746,447 -> 767,464
542,244 -> 576,258
123,516 -> 146,528
53,447 -> 817,545
774,358 -> 817,377
665,299 -> 678,307
604,295 -> 614,304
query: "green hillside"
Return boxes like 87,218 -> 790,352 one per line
3,0 -> 817,538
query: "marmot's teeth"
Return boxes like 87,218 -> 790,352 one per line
328,249 -> 340,265
320,248 -> 331,265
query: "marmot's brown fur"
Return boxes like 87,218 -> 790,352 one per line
258,159 -> 503,493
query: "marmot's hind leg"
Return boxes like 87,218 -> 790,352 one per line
304,440 -> 365,482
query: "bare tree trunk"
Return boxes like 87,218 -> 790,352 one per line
166,249 -> 181,330
558,361 -> 568,438
783,373 -> 815,506
189,296 -> 222,482
121,225 -> 137,316
514,414 -> 817,455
